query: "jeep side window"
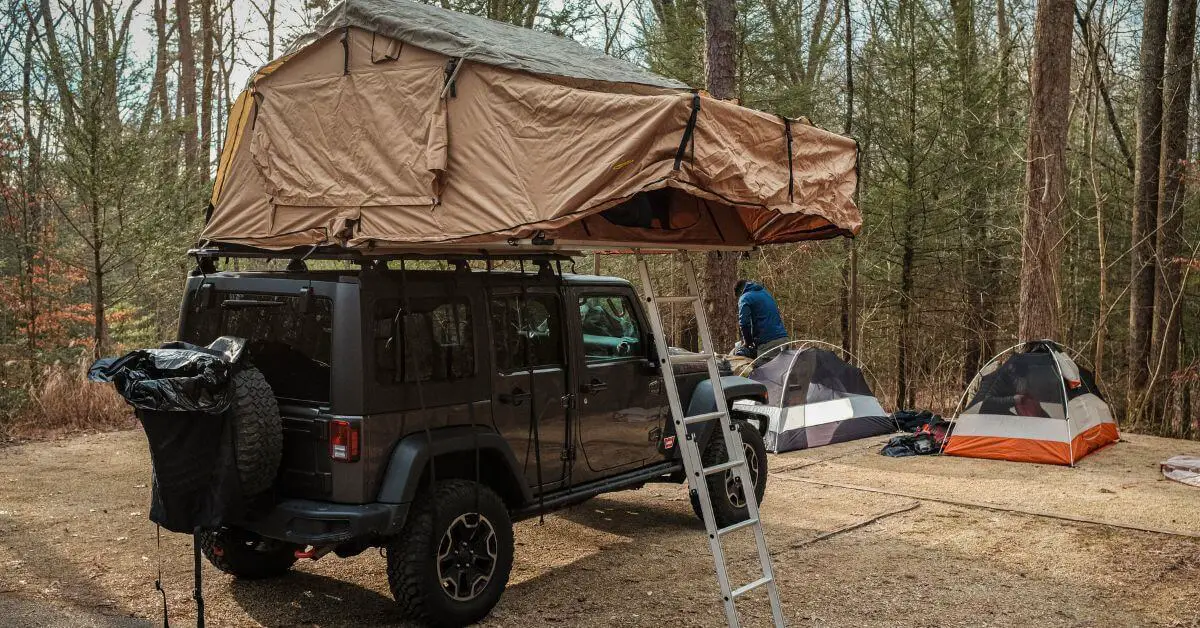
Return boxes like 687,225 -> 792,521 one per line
490,295 -> 562,371
578,295 -> 642,360
374,298 -> 474,383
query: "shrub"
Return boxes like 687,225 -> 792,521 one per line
5,357 -> 134,439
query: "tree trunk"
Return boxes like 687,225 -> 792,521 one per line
1152,0 -> 1197,419
266,0 -> 277,59
952,0 -> 993,385
839,0 -> 858,360
142,0 -> 171,130
701,0 -> 740,353
897,233 -> 914,409
177,0 -> 199,175
20,14 -> 45,379
1128,0 -> 1169,419
1017,0 -> 1073,342
200,0 -> 215,183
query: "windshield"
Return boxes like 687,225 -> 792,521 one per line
182,291 -> 333,403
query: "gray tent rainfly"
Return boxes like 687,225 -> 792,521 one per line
294,0 -> 689,89
732,343 -> 895,452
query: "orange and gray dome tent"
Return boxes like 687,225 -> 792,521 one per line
942,341 -> 1119,466
202,0 -> 860,254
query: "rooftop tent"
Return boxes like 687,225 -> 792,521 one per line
201,0 -> 860,254
732,343 -> 894,453
943,340 -> 1119,466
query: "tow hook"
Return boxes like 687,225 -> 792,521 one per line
294,545 -> 335,561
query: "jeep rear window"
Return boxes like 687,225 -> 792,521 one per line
182,292 -> 333,403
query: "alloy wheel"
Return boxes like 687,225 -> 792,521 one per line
725,443 -> 760,508
436,513 -> 499,602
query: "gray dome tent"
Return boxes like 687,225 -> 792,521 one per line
733,342 -> 895,452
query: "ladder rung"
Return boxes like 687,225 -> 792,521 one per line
650,295 -> 700,304
668,351 -> 715,364
703,459 -> 743,475
717,517 -> 759,536
682,410 -> 726,426
732,575 -> 773,598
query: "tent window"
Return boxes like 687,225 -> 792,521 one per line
371,34 -> 402,63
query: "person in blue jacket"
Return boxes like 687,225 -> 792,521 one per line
735,279 -> 789,358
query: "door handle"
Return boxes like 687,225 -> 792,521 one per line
581,378 -> 608,394
499,387 -> 532,406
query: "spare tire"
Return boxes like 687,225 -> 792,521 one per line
226,367 -> 283,495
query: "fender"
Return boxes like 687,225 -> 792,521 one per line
678,376 -> 769,452
376,426 -> 532,505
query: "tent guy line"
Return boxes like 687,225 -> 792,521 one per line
781,501 -> 922,552
772,475 -> 1200,539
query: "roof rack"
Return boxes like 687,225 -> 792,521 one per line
188,238 -> 755,263
187,244 -> 576,263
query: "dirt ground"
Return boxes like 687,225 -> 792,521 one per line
1,430 -> 1198,627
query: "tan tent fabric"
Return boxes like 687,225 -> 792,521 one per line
203,8 -> 859,253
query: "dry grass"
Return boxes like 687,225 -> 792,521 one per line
4,358 -> 134,439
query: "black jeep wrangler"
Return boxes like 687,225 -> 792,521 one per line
179,257 -> 769,626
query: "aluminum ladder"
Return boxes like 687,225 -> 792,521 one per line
634,252 -> 786,628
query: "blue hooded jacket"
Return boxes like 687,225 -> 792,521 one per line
737,282 -> 788,347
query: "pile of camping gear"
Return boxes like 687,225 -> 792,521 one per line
880,411 -> 951,457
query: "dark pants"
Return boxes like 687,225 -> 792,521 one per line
757,337 -> 790,358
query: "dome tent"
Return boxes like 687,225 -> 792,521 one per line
732,342 -> 894,452
942,340 -> 1118,466
200,0 -> 860,254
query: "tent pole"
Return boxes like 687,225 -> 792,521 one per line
1049,348 -> 1075,466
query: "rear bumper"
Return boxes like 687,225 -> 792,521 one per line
240,499 -> 409,545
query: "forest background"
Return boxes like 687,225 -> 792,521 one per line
0,0 -> 1196,439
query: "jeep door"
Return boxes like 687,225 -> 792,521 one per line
487,289 -> 569,491
569,288 -> 667,481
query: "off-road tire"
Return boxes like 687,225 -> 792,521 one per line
198,527 -> 298,579
690,418 -> 769,528
386,480 -> 514,627
227,367 -> 282,495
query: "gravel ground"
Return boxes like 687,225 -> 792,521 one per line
0,430 -> 1197,627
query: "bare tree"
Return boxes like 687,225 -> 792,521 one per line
1152,0 -> 1197,420
37,0 -> 148,356
250,0 -> 277,60
839,0 -> 858,359
1128,0 -> 1169,417
177,0 -> 198,175
142,0 -> 172,130
200,0 -> 214,183
1017,0 -> 1073,341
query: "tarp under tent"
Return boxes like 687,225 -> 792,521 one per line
943,340 -> 1119,466
200,0 -> 860,254
731,344 -> 894,452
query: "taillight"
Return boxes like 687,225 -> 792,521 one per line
329,420 -> 360,462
